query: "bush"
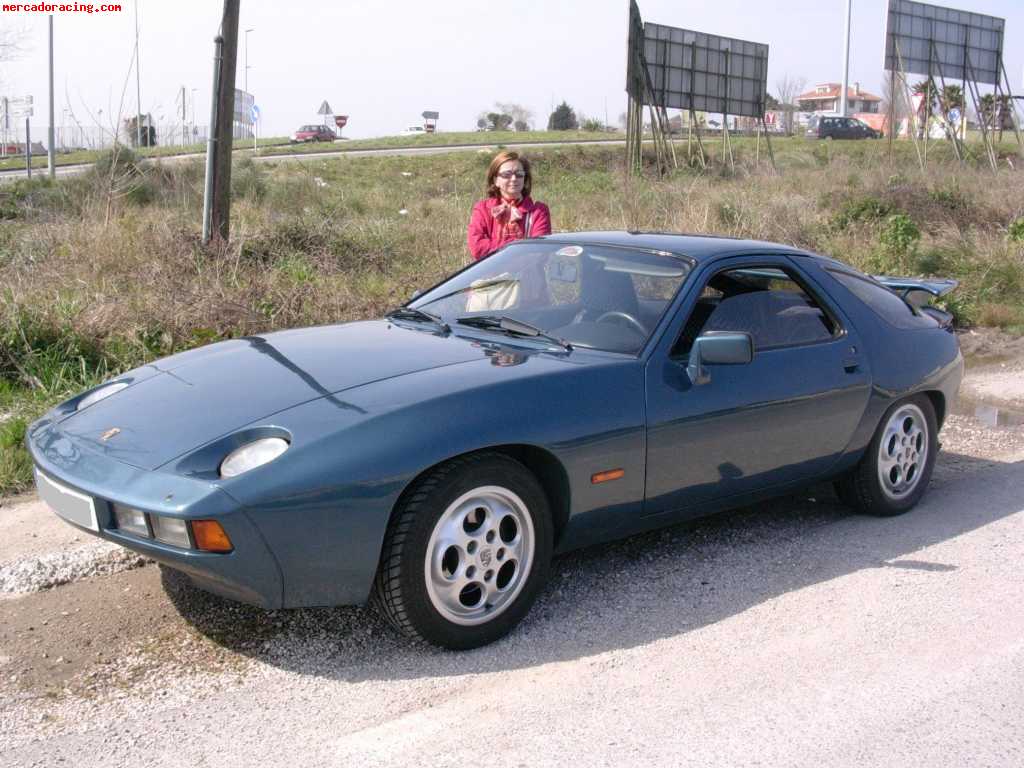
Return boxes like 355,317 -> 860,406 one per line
1008,217 -> 1024,244
832,196 -> 893,230
879,214 -> 920,255
581,118 -> 603,132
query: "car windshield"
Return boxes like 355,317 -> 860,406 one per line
409,241 -> 692,354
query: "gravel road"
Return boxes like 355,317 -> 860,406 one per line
1,344 -> 1022,767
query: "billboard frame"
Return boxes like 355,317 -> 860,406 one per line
883,0 -> 1020,170
624,0 -> 775,175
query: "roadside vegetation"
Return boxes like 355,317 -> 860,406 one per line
0,138 -> 1022,493
0,130 -> 621,173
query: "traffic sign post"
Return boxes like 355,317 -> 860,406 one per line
251,104 -> 260,153
317,100 -> 332,130
334,114 -> 348,137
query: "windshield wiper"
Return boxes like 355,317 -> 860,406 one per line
385,307 -> 450,334
455,315 -> 572,352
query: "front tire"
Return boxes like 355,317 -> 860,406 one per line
374,453 -> 553,649
836,395 -> 938,516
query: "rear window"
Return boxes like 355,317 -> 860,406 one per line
828,269 -> 937,329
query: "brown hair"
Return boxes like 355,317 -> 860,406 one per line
485,150 -> 532,199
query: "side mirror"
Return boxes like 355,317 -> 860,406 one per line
686,331 -> 754,385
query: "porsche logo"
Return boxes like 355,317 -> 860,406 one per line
100,428 -> 121,441
479,548 -> 493,567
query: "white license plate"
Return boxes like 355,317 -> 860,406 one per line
34,467 -> 99,532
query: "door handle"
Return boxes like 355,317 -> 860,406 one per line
842,357 -> 860,373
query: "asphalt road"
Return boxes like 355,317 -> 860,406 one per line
0,139 -> 628,182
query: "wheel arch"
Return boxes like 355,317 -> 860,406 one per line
386,444 -> 572,549
921,389 -> 946,430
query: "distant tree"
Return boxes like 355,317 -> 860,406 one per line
487,112 -> 513,131
476,117 -> 488,130
513,119 -> 530,132
618,111 -> 628,130
764,93 -> 780,110
547,101 -> 578,131
774,74 -> 807,135
0,25 -> 28,92
495,102 -> 533,131
581,117 -> 603,132
939,85 -> 964,113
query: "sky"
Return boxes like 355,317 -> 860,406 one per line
1,0 -> 1022,140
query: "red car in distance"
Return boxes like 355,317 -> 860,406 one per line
289,124 -> 336,143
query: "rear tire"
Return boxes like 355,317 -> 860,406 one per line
836,395 -> 938,517
374,453 -> 553,649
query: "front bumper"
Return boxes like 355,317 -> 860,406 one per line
27,416 -> 285,608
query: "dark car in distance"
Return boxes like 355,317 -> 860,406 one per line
28,233 -> 962,650
808,115 -> 881,140
289,124 -> 336,143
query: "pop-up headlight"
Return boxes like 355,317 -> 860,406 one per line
219,438 -> 289,479
76,382 -> 129,411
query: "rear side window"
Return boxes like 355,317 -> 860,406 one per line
828,269 -> 937,329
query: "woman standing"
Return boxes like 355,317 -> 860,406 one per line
466,151 -> 551,260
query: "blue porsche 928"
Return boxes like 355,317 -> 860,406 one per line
28,233 -> 963,649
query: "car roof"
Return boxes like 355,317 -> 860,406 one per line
536,231 -> 812,263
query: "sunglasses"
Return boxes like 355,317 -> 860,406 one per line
496,171 -> 526,180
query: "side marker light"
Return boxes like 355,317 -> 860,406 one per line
591,468 -> 625,484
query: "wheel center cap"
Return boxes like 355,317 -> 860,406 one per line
479,548 -> 493,567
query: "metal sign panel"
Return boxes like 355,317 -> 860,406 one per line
421,111 -> 439,120
884,0 -> 1004,85
641,23 -> 769,118
234,89 -> 255,125
317,100 -> 333,116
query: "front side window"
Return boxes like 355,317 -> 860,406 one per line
410,242 -> 692,354
673,266 -> 838,356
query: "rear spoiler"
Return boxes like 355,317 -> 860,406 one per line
873,275 -> 958,329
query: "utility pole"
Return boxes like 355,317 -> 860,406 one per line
203,0 -> 240,245
47,15 -> 55,178
244,28 -> 254,94
840,0 -> 853,116
134,0 -> 142,147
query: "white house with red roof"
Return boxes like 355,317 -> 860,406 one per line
795,82 -> 882,115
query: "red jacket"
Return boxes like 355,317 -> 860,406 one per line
466,196 -> 552,260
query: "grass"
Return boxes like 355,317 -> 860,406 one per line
0,138 -> 1022,494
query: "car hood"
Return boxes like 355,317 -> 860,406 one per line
58,320 -> 485,470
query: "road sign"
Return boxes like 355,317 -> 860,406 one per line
251,104 -> 261,123
422,110 -> 439,120
948,108 -> 961,125
317,100 -> 333,116
334,115 -> 348,128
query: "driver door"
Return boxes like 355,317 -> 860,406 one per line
643,256 -> 871,519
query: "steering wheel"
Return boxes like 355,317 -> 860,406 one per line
595,310 -> 647,337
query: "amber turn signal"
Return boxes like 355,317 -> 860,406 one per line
591,468 -> 625,484
192,520 -> 234,553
